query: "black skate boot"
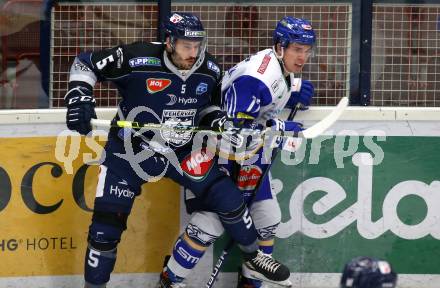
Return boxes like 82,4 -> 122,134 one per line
242,250 -> 292,287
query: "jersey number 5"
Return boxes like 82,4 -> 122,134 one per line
87,249 -> 100,267
96,55 -> 115,70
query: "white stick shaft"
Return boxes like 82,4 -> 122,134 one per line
91,119 -> 112,127
90,96 -> 348,140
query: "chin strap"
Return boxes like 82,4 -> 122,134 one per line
273,46 -> 293,76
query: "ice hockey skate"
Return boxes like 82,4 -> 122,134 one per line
236,266 -> 268,288
157,270 -> 186,288
242,250 -> 292,287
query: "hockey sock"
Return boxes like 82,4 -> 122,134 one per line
166,233 -> 206,279
258,238 -> 274,255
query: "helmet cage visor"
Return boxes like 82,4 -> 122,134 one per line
169,33 -> 207,58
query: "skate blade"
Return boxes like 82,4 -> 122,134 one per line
245,273 -> 292,287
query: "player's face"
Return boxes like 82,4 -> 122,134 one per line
282,43 -> 313,73
171,39 -> 203,69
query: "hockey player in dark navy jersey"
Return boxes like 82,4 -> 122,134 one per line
162,16 -> 316,288
64,12 -> 291,288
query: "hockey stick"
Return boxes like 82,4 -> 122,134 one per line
91,118 -> 270,161
91,119 -> 266,136
90,97 -> 347,162
91,118 -> 219,133
205,97 -> 348,287
300,96 -> 348,139
91,97 -> 347,139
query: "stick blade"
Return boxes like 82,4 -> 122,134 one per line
300,96 -> 348,139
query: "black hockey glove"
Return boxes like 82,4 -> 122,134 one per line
199,106 -> 267,152
198,107 -> 227,131
65,86 -> 97,135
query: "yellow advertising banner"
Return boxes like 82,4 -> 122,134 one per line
0,136 -> 180,276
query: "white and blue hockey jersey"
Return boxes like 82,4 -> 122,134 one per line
221,48 -> 301,126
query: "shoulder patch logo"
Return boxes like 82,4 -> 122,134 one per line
207,60 -> 220,76
147,78 -> 172,93
257,54 -> 271,74
196,82 -> 208,95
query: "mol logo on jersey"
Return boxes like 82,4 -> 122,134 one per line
147,78 -> 172,94
237,165 -> 262,191
181,148 -> 214,181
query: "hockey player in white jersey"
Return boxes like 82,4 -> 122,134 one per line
161,16 -> 316,287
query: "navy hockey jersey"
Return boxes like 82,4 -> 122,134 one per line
69,42 -> 222,148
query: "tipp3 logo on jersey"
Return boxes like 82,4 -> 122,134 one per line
147,78 -> 172,93
181,149 -> 214,181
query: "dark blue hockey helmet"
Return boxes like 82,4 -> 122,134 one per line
273,16 -> 316,48
165,12 -> 207,57
340,257 -> 397,288
165,12 -> 206,41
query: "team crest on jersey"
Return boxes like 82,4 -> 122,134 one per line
196,82 -> 208,95
207,61 -> 220,76
147,78 -> 172,94
160,109 -> 196,147
237,165 -> 262,191
257,54 -> 271,74
180,148 -> 215,181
